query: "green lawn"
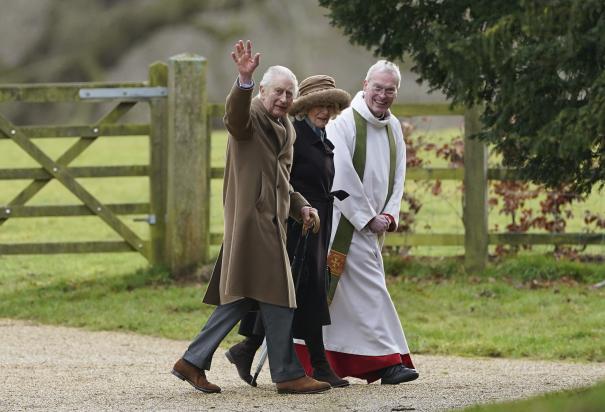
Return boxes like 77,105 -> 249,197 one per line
387,255 -> 605,362
1,128 -> 604,355
1,253 -> 603,363
463,380 -> 605,412
392,277 -> 604,361
1,128 -> 604,409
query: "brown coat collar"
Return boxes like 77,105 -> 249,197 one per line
251,97 -> 294,155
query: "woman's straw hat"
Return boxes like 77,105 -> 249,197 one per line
289,75 -> 351,116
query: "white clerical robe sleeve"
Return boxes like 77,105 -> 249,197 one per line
382,118 -> 407,229
328,111 -> 377,231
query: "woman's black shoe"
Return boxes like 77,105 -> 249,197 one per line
313,365 -> 350,388
224,336 -> 263,387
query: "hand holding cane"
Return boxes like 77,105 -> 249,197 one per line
302,207 -> 320,234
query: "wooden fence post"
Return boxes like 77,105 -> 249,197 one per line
165,54 -> 209,278
148,61 -> 169,267
463,106 -> 488,272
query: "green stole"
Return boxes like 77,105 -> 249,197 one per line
327,108 -> 397,304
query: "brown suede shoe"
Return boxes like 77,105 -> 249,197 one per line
275,375 -> 331,394
171,358 -> 221,393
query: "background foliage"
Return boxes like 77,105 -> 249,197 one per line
395,124 -> 605,259
320,0 -> 605,193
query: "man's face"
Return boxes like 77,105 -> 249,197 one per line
363,70 -> 398,118
260,75 -> 295,119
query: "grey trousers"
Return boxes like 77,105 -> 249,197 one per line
182,298 -> 306,383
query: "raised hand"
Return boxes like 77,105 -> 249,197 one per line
231,39 -> 260,85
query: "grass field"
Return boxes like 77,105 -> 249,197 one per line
1,127 -> 604,355
1,127 -> 604,410
390,255 -> 604,363
462,379 -> 605,412
0,253 -> 603,362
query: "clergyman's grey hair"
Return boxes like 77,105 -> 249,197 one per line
365,60 -> 401,89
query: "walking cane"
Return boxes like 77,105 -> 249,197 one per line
250,225 -> 311,386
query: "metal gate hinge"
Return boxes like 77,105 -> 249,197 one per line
133,214 -> 157,225
79,87 -> 168,100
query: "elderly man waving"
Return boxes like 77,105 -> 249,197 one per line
171,40 -> 328,395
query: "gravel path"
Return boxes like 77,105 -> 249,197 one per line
1,318 -> 603,411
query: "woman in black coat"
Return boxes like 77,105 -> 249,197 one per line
225,75 -> 351,388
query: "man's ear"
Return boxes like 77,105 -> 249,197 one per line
362,79 -> 369,91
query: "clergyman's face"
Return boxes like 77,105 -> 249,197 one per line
260,75 -> 295,119
362,70 -> 398,118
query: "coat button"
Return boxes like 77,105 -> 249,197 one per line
272,216 -> 277,225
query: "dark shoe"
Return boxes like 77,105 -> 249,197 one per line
305,331 -> 349,388
225,337 -> 263,387
380,364 -> 419,385
313,366 -> 350,388
276,375 -> 331,394
172,358 -> 221,393
225,349 -> 255,387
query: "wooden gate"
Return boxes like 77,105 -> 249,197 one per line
0,54 -> 210,278
4,54 -> 601,276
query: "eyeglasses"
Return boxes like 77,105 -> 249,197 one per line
370,84 -> 397,97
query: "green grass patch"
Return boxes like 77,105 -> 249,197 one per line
1,255 -> 603,360
383,255 -> 605,361
1,127 -> 603,359
0,256 -> 217,341
384,254 -> 605,284
463,380 -> 605,412
391,275 -> 604,362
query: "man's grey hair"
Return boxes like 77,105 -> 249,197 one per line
259,65 -> 299,96
365,60 -> 401,89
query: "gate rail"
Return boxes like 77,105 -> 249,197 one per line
1,55 -> 603,276
206,104 -> 604,271
0,55 -> 210,279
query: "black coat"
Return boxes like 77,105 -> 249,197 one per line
288,119 -> 335,337
238,118 -> 336,339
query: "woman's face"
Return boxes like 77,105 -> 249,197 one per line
307,105 -> 336,129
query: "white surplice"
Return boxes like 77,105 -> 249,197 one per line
322,91 -> 411,357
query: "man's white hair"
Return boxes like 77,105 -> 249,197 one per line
259,65 -> 299,96
365,60 -> 401,89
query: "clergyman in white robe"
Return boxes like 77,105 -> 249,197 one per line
304,89 -> 415,383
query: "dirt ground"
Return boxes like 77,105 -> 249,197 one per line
1,318 -> 604,411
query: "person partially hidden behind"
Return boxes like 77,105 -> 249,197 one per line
225,75 -> 351,389
171,40 -> 330,395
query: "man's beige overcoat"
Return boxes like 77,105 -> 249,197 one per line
203,83 -> 309,308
